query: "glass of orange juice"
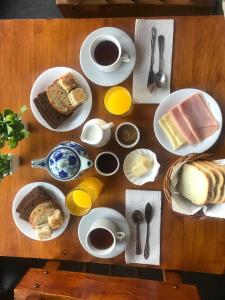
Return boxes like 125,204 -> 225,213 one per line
65,177 -> 103,216
104,86 -> 132,116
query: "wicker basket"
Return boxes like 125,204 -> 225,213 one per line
163,153 -> 216,208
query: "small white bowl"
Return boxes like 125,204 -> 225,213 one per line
95,151 -> 120,176
123,148 -> 160,185
115,122 -> 140,148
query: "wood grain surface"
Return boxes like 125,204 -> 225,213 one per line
0,17 -> 224,274
14,268 -> 200,300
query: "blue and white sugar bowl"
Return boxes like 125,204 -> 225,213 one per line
31,141 -> 92,181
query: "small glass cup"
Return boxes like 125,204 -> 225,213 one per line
104,86 -> 133,116
65,177 -> 103,216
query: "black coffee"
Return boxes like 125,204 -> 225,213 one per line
117,125 -> 138,145
97,153 -> 118,174
89,228 -> 114,250
94,41 -> 119,66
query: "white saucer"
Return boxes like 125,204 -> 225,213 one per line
30,67 -> 92,132
12,182 -> 70,241
153,88 -> 222,156
80,27 -> 136,86
78,207 -> 130,259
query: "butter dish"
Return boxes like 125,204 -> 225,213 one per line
123,148 -> 160,185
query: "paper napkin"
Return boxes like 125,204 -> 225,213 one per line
133,19 -> 174,104
125,189 -> 161,265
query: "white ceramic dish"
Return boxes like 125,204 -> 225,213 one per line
153,88 -> 222,156
12,182 -> 70,241
123,148 -> 160,186
80,27 -> 136,86
78,207 -> 130,259
30,67 -> 92,132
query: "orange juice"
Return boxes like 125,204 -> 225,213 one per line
104,86 -> 132,116
65,177 -> 103,216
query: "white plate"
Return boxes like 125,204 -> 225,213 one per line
153,88 -> 222,156
80,27 -> 136,86
123,148 -> 160,186
78,207 -> 130,259
12,182 -> 70,241
30,67 -> 92,132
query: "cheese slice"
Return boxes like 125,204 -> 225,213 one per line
132,155 -> 153,177
159,112 -> 187,150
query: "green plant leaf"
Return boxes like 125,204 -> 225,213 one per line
8,138 -> 18,149
6,124 -> 13,134
20,129 -> 30,139
3,109 -> 13,117
20,105 -> 27,114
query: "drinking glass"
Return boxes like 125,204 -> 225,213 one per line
65,177 -> 103,216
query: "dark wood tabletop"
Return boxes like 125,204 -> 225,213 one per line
0,16 -> 224,274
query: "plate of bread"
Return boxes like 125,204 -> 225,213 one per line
154,88 -> 222,156
30,67 -> 92,132
12,182 -> 70,241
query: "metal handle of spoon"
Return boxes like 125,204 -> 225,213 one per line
144,222 -> 150,259
150,27 -> 157,70
158,35 -> 165,73
136,221 -> 142,255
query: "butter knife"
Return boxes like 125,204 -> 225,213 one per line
147,27 -> 157,93
144,202 -> 153,260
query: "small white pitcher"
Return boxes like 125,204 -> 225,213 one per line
81,118 -> 114,147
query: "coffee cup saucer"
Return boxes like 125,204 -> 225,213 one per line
80,27 -> 136,87
78,207 -> 130,259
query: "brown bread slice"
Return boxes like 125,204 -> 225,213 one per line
58,72 -> 78,93
191,161 -> 216,204
202,161 -> 225,204
34,92 -> 72,129
16,187 -> 51,222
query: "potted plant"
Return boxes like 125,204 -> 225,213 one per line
0,105 -> 30,149
0,153 -> 19,181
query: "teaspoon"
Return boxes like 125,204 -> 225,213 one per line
155,35 -> 167,88
132,210 -> 143,255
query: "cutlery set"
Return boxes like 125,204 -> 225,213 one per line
132,202 -> 153,259
147,27 -> 166,93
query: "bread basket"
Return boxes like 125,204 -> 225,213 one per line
163,153 -> 216,210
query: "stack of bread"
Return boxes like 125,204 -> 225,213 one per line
178,160 -> 225,206
34,72 -> 88,129
16,186 -> 64,240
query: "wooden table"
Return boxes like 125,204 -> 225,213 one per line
0,16 -> 224,275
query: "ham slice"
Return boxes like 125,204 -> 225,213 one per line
178,93 -> 219,141
169,106 -> 198,144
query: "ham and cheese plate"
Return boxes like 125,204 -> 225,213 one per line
153,88 -> 222,156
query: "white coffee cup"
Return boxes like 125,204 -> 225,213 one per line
86,219 -> 125,256
89,34 -> 130,72
115,122 -> 140,148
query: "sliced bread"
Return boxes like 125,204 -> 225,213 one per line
177,163 -> 212,205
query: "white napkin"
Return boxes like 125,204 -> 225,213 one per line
125,189 -> 161,265
133,19 -> 174,104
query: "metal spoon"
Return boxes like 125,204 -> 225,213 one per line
132,210 -> 143,255
155,35 -> 167,88
147,27 -> 157,93
144,203 -> 153,259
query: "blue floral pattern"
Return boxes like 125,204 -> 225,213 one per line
57,141 -> 87,158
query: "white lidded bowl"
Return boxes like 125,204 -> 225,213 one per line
123,148 -> 160,185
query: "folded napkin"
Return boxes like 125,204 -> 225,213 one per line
133,19 -> 174,104
125,189 -> 161,265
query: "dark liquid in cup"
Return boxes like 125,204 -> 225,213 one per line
117,125 -> 138,145
89,228 -> 114,250
94,41 -> 119,66
97,153 -> 118,174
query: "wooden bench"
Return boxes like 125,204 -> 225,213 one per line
14,261 -> 201,300
56,0 -> 218,18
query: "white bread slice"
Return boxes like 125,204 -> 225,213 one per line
191,161 -> 216,203
177,163 -> 211,205
202,161 -> 225,204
